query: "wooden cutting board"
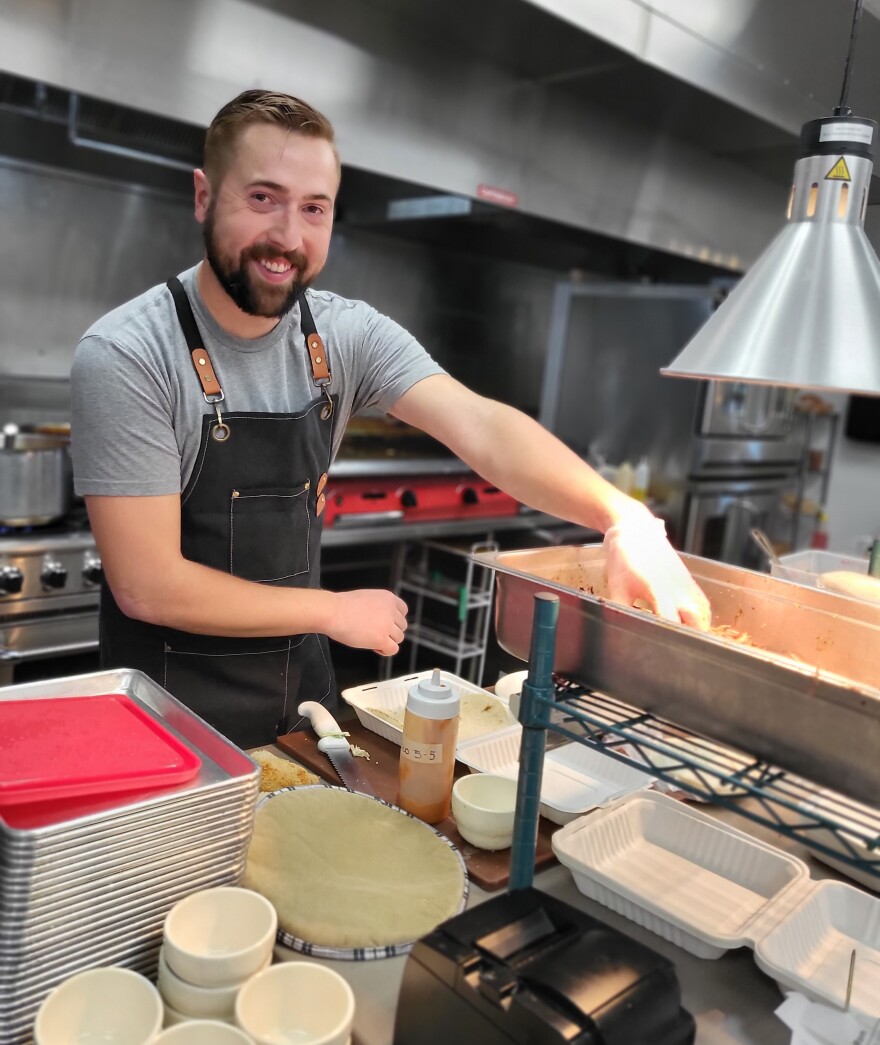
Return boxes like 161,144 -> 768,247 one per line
276,721 -> 557,892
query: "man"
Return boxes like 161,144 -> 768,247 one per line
71,90 -> 710,748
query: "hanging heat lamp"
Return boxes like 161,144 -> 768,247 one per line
662,0 -> 880,396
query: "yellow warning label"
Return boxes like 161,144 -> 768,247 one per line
825,157 -> 852,181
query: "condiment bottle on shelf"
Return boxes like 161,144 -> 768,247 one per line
397,668 -> 460,824
810,509 -> 829,550
632,456 -> 651,502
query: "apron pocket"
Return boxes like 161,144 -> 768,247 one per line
163,637 -> 296,748
230,484 -> 311,582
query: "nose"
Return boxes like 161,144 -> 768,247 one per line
267,205 -> 304,253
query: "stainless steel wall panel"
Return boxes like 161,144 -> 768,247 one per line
0,0 -> 784,268
0,159 -> 201,379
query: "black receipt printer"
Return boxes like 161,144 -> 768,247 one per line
394,887 -> 695,1045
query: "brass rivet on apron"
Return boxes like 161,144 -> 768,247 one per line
315,356 -> 322,364
198,357 -> 207,366
231,489 -> 240,498
310,340 -> 318,349
304,480 -> 310,490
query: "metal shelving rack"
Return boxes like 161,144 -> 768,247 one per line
509,593 -> 880,890
379,538 -> 498,684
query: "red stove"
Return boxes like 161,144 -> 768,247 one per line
322,474 -> 521,528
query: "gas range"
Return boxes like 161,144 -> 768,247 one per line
0,519 -> 101,686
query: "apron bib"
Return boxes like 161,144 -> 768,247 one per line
99,278 -> 338,748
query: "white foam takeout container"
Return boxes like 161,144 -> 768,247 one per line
455,725 -> 654,825
341,670 -> 516,752
553,791 -> 880,1018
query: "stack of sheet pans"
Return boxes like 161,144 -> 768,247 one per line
0,669 -> 260,1045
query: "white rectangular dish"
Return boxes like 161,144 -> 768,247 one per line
456,726 -> 653,825
553,792 -> 880,1019
341,670 -> 516,750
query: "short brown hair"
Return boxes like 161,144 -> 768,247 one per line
203,89 -> 338,187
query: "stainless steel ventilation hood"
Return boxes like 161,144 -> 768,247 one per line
1,0 -> 879,274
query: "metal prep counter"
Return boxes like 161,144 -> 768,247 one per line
269,790 -> 835,1045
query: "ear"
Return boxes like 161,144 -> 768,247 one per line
193,169 -> 211,223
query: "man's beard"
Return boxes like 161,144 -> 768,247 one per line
203,209 -> 311,319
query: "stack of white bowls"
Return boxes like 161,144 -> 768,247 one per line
32,966 -> 255,1045
158,887 -> 278,1027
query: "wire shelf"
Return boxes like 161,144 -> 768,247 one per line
540,675 -> 880,878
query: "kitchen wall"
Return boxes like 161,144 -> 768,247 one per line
0,157 -> 556,420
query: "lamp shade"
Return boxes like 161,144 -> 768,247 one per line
663,116 -> 880,396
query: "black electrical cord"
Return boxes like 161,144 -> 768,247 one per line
834,0 -> 865,116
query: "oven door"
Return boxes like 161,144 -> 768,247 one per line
699,381 -> 796,439
683,475 -> 796,569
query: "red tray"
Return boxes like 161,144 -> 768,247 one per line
0,694 -> 201,808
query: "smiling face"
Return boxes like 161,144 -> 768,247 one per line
194,122 -> 339,328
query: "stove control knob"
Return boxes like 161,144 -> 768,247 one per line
0,566 -> 24,596
41,559 -> 67,590
82,556 -> 104,586
400,489 -> 418,508
461,486 -> 479,505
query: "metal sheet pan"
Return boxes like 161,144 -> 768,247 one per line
474,545 -> 880,806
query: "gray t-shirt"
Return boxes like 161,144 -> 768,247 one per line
71,266 -> 445,496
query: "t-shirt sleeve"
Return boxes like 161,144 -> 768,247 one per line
352,306 -> 446,414
71,335 -> 183,496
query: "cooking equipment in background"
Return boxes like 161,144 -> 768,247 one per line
322,474 -> 522,528
682,380 -> 801,568
0,422 -> 72,527
0,511 -> 101,687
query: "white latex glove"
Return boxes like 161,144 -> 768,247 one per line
603,512 -> 711,631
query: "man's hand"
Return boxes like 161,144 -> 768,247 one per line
603,513 -> 711,631
325,589 -> 409,655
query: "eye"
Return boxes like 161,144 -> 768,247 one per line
249,192 -> 275,211
304,203 -> 326,216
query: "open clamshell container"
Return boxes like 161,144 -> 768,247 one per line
474,545 -> 880,806
553,792 -> 880,1017
455,724 -> 653,824
341,669 -> 516,749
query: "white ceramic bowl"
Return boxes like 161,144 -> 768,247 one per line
452,773 -> 518,850
158,945 -> 270,1018
34,967 -> 163,1045
154,1020 -> 254,1044
163,887 -> 278,988
235,962 -> 355,1045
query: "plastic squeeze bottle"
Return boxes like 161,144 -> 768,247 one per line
397,668 -> 460,824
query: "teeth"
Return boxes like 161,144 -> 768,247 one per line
259,259 -> 291,274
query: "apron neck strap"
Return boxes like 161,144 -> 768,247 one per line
298,291 -> 331,389
168,277 -> 333,397
168,277 -> 224,403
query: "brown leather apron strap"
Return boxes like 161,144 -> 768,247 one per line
298,293 -> 331,387
190,349 -> 223,399
167,278 -> 225,402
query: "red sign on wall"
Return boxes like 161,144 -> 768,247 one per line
476,183 -> 519,208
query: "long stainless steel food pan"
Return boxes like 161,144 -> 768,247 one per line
474,545 -> 880,806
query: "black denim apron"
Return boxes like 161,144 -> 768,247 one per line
99,278 -> 338,748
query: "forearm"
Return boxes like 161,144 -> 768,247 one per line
448,399 -> 650,532
111,557 -> 336,637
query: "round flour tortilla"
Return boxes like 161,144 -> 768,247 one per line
243,787 -> 467,954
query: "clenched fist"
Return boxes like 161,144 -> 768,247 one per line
325,589 -> 409,655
